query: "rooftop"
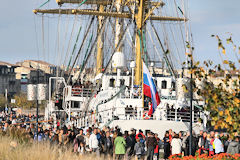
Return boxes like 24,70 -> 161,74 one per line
0,61 -> 16,67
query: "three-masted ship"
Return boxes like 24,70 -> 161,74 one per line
32,0 -> 206,137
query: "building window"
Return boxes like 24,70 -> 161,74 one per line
162,80 -> 167,89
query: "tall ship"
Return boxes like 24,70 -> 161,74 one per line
32,0 -> 206,137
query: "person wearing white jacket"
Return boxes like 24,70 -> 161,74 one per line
89,128 -> 99,155
171,134 -> 182,155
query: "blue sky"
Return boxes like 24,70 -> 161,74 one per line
0,0 -> 239,65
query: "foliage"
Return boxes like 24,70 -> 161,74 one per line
13,93 -> 36,109
0,94 -> 7,108
169,153 -> 240,160
0,134 -> 104,160
190,35 -> 240,135
0,127 -> 32,144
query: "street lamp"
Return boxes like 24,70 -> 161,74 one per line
27,69 -> 47,140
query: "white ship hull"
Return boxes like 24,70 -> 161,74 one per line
45,74 -> 207,137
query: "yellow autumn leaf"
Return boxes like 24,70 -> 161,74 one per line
225,109 -> 230,115
233,98 -> 240,104
219,111 -> 223,116
223,60 -> 229,64
221,122 -> 226,128
222,49 -> 226,54
233,45 -> 236,51
226,116 -> 232,123
212,94 -> 217,101
211,121 -> 215,126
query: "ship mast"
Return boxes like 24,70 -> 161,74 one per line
33,0 -> 186,85
134,0 -> 144,86
115,0 -> 123,52
96,5 -> 104,74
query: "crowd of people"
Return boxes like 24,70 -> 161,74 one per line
0,111 -> 239,160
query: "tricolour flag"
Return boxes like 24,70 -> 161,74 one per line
143,61 -> 161,115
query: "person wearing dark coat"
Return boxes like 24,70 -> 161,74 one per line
103,131 -> 113,159
128,129 -> 136,158
185,132 -> 198,156
146,132 -> 157,160
163,131 -> 170,159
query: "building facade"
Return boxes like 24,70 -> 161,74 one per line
0,62 -> 20,96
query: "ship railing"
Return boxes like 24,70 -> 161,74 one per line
96,106 -> 201,123
166,111 -> 200,123
123,110 -> 200,123
71,87 -> 92,97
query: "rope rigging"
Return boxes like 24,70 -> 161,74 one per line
150,21 -> 176,79
67,25 -> 82,71
61,15 -> 78,76
66,16 -> 95,84
38,0 -> 50,9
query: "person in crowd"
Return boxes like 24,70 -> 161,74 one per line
79,142 -> 85,155
27,127 -> 34,138
196,129 -> 203,152
134,138 -> 145,160
154,133 -> 160,160
181,132 -> 188,156
124,130 -> 132,160
227,136 -> 240,154
34,127 -> 45,141
185,131 -> 198,156
68,130 -> 75,144
89,128 -> 100,156
198,131 -> 208,155
84,131 -> 91,153
136,129 -> 145,141
76,129 -> 85,148
224,134 -> 231,153
171,133 -> 182,155
209,132 -> 215,156
169,129 -> 173,143
163,131 -> 170,159
219,132 -> 226,148
146,132 -> 157,160
58,129 -> 64,145
114,131 -> 126,160
214,133 -> 224,154
104,131 -> 113,159
127,128 -> 136,159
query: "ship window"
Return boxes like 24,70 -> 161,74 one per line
172,82 -> 176,91
109,78 -> 115,87
162,80 -> 167,89
72,101 -> 80,108
120,79 -> 125,86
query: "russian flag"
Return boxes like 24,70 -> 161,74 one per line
143,62 -> 161,115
